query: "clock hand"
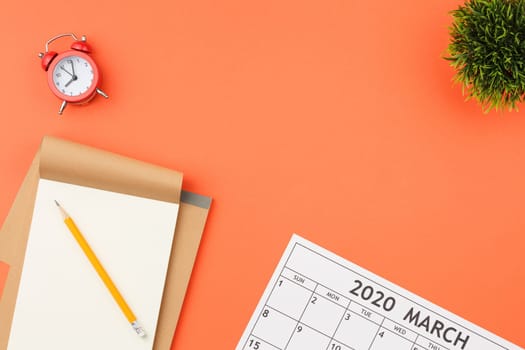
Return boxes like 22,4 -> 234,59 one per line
60,66 -> 73,77
70,60 -> 75,76
65,74 -> 78,87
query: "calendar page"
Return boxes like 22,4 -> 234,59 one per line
236,234 -> 522,350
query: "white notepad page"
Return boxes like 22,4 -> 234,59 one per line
7,179 -> 179,350
237,234 -> 522,350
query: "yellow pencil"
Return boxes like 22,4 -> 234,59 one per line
54,200 -> 146,337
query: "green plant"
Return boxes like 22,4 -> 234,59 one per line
446,0 -> 525,112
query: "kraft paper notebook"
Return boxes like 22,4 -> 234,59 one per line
0,136 -> 211,350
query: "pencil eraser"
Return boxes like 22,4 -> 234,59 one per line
131,321 -> 146,337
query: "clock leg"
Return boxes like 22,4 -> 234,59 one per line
96,88 -> 109,99
58,101 -> 67,115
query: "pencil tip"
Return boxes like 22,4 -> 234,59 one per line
55,201 -> 68,219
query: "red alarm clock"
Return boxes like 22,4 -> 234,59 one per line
38,33 -> 108,115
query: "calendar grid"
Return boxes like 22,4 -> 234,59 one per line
280,266 -> 453,350
282,253 -> 455,350
366,317 -> 385,350
282,284 -> 319,349
281,264 -> 452,350
245,272 -> 450,350
323,293 -> 352,350
247,247 -> 452,350
294,243 -> 511,350
239,239 -> 518,350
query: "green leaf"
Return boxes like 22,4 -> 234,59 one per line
445,0 -> 525,112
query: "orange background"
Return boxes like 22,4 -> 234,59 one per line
0,0 -> 524,348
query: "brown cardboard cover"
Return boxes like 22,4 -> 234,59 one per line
0,136 -> 209,350
39,136 -> 182,203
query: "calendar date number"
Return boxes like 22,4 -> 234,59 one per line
349,280 -> 396,312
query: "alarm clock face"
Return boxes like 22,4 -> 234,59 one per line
47,51 -> 100,103
52,55 -> 94,97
